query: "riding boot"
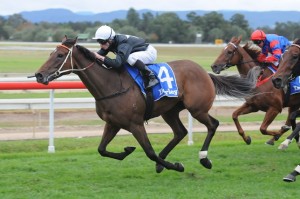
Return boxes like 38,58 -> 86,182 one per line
134,60 -> 159,89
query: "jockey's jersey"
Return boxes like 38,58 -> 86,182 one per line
261,34 -> 291,61
97,34 -> 149,68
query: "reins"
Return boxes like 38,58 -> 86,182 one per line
53,43 -> 130,101
226,42 -> 257,67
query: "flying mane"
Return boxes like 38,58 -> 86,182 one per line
242,41 -> 261,61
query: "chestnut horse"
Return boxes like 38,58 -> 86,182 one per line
34,36 -> 256,173
211,36 -> 300,145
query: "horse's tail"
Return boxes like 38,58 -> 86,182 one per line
209,69 -> 258,99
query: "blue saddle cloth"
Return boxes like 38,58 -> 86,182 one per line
125,62 -> 178,101
290,76 -> 300,95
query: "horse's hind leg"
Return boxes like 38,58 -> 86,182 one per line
192,112 -> 219,169
266,107 -> 299,145
155,109 -> 188,173
98,123 -> 136,160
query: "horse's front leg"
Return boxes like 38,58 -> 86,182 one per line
98,123 -> 136,160
232,103 -> 255,145
131,124 -> 184,173
278,123 -> 300,150
266,107 -> 296,145
155,111 -> 188,173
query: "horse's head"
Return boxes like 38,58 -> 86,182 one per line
272,38 -> 300,89
211,36 -> 243,74
35,36 -> 78,85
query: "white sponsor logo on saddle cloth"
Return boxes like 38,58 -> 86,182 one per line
125,63 -> 178,101
290,76 -> 300,95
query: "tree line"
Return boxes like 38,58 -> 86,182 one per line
0,8 -> 300,43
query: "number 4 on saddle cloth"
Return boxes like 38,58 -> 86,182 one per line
125,62 -> 179,101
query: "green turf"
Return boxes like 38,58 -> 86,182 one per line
0,132 -> 298,199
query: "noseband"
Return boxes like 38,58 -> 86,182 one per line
223,42 -> 241,69
48,44 -> 95,80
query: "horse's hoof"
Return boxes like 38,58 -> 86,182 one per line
265,140 -> 274,146
245,136 -> 251,145
175,162 -> 184,172
278,139 -> 291,150
156,164 -> 164,173
200,158 -> 212,169
283,174 -> 296,182
124,146 -> 136,154
281,125 -> 291,131
278,144 -> 288,150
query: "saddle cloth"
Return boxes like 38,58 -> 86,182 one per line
125,62 -> 178,101
290,76 -> 300,95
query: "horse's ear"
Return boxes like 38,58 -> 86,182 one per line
62,35 -> 68,43
235,35 -> 242,44
75,36 -> 78,44
293,38 -> 299,44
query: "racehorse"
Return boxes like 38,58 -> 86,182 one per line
272,38 -> 300,89
271,39 -> 300,149
211,36 -> 300,145
33,36 -> 257,173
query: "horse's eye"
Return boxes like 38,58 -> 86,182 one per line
57,54 -> 64,58
227,51 -> 233,55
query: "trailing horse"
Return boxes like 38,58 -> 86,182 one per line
271,39 -> 300,150
211,36 -> 300,145
33,36 -> 256,173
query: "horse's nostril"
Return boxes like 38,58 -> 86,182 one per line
35,73 -> 44,83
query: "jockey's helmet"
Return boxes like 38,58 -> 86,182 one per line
251,30 -> 266,41
93,25 -> 116,40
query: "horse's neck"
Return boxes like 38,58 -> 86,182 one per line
236,47 -> 257,76
73,54 -> 124,100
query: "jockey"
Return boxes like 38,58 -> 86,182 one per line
250,29 -> 291,71
93,25 -> 159,89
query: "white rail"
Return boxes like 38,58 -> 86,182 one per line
0,96 -> 244,110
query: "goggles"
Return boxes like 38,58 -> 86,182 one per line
97,39 -> 108,45
253,40 -> 262,45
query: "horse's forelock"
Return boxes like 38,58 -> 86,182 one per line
76,45 -> 96,61
62,38 -> 76,47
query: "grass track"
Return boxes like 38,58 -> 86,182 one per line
0,132 -> 299,199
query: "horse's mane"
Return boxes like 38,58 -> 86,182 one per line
76,44 -> 96,61
229,36 -> 261,60
293,38 -> 300,45
242,41 -> 261,60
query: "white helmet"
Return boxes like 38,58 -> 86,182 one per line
93,25 -> 115,40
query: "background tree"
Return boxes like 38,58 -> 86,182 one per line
127,8 -> 141,28
1,9 -> 298,43
201,12 -> 227,42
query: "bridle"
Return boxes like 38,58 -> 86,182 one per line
47,44 -> 96,81
283,43 -> 300,81
222,42 -> 257,69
